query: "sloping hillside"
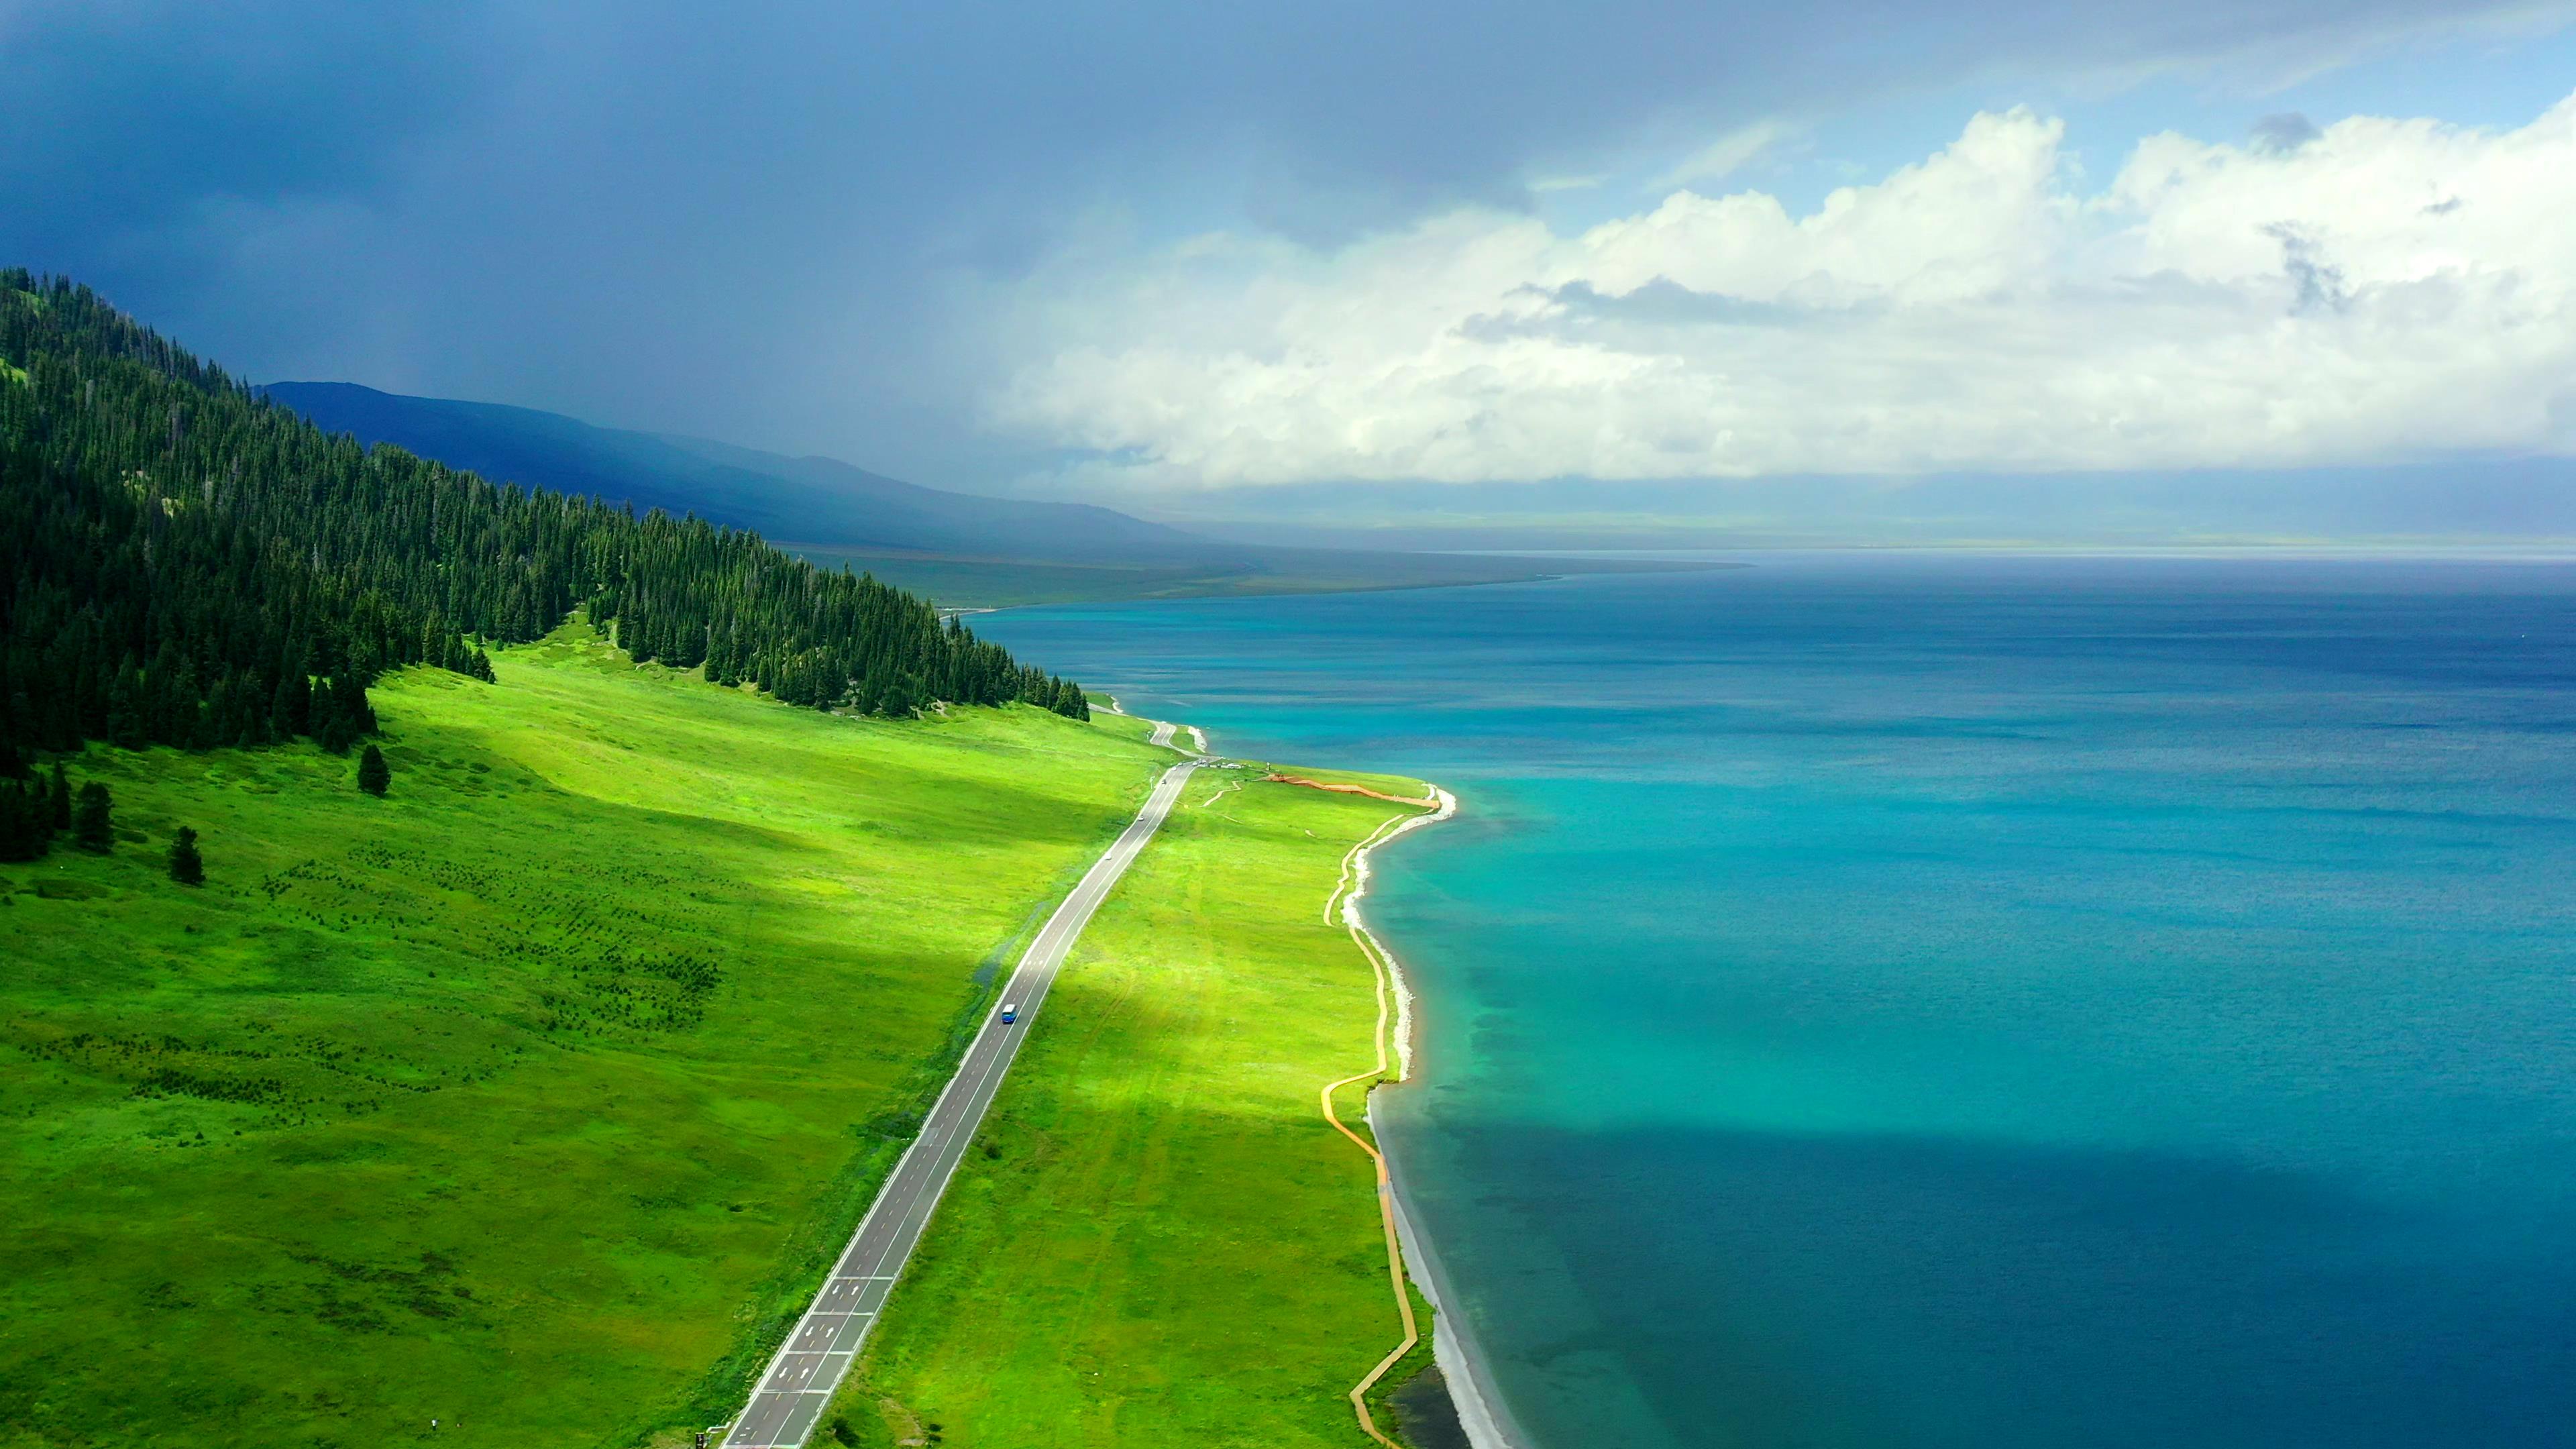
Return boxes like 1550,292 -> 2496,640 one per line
0,622 -> 1167,1446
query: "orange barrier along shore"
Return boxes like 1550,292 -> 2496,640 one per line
1267,773 -> 1442,807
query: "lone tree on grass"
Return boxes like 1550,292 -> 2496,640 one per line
168,826 -> 204,885
72,782 -> 113,853
357,743 -> 391,797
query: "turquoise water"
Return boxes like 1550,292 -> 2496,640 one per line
979,555 -> 2576,1449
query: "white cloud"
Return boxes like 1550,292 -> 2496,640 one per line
988,91 -> 2576,488
1649,117 -> 1799,192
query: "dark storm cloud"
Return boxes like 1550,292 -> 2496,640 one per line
0,0 -> 2548,483
0,6 -> 496,286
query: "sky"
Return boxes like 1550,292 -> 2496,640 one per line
6,0 -> 2575,541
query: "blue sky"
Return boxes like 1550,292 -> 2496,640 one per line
1607,23 -> 2576,223
5,1 -> 2573,539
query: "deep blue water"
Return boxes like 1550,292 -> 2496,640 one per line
978,555 -> 2576,1449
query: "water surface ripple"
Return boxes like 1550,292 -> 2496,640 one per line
981,555 -> 2576,1449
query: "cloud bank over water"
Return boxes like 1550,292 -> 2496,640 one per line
996,93 -> 2576,490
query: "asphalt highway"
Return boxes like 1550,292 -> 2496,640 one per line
723,755 -> 1201,1448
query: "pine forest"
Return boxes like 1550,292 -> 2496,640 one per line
0,271 -> 1091,806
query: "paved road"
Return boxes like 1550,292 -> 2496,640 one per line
723,758 -> 1202,1448
1148,718 -> 1176,748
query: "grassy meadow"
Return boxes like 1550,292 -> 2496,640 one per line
0,621 -> 1169,1448
823,761 -> 1447,1449
1083,708 -> 1171,750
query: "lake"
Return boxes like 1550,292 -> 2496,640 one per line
980,553 -> 2576,1449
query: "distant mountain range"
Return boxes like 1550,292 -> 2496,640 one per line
262,382 -> 1720,606
261,382 -> 1221,564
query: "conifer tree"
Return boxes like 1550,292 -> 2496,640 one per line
167,825 -> 204,885
72,782 -> 112,853
0,780 -> 45,863
0,270 -> 1089,748
106,671 -> 148,751
48,761 -> 69,829
271,674 -> 311,740
356,743 -> 390,797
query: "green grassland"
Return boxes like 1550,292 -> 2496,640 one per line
822,761 -> 1444,1449
0,621 -> 1171,1448
1083,708 -> 1169,749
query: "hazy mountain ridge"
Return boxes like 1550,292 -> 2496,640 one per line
262,382 -> 1222,564
262,382 -> 1735,606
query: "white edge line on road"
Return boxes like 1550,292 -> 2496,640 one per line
724,761 -> 1195,1449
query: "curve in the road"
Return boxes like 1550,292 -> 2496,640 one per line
722,758 -> 1201,1448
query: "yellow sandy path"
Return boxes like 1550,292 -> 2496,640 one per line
1319,786 -> 1448,1448
1321,917 -> 1418,1449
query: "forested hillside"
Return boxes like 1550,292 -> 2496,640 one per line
0,272 -> 1086,775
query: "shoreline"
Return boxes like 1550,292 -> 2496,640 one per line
1337,784 -> 1533,1449
1379,1155 -> 1525,1449
1333,786 -> 1452,1081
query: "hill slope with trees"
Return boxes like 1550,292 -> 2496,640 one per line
0,272 -> 1087,780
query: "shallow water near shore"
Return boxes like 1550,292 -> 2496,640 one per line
979,555 -> 2576,1449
